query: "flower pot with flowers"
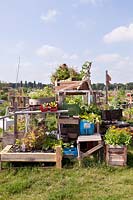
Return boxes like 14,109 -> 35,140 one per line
105,126 -> 132,166
49,101 -> 58,112
40,103 -> 49,112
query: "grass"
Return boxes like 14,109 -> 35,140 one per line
0,145 -> 132,200
0,165 -> 133,200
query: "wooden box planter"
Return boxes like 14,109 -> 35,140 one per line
0,145 -> 62,170
106,145 -> 127,166
29,97 -> 55,106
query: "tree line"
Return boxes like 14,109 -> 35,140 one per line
92,82 -> 133,90
0,81 -> 133,91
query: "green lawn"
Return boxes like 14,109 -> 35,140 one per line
0,147 -> 132,200
0,165 -> 133,200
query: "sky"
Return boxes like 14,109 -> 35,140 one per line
0,0 -> 133,84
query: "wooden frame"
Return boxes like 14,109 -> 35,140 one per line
0,145 -> 62,170
77,133 -> 103,165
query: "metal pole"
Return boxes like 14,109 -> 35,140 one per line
16,56 -> 20,89
105,70 -> 108,105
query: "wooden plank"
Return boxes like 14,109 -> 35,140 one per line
56,146 -> 62,169
82,144 -> 103,158
58,90 -> 90,94
77,134 -> 102,142
1,145 -> 12,153
58,117 -> 79,125
108,148 -> 125,154
106,145 -> 127,166
109,155 -> 125,161
15,110 -> 68,115
1,153 -> 56,162
109,160 -> 126,166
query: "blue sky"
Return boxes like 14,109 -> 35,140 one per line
0,0 -> 133,84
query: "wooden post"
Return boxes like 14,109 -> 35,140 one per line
14,102 -> 18,139
25,114 -> 29,133
56,146 -> 62,169
77,142 -> 81,166
0,158 -> 1,171
96,122 -> 100,134
124,146 -> 127,165
2,118 -> 5,137
105,145 -> 109,165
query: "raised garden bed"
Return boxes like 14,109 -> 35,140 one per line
0,145 -> 62,170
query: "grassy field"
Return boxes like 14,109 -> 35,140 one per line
0,164 -> 132,200
0,146 -> 132,200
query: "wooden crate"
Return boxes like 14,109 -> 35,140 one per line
106,145 -> 127,166
0,145 -> 62,169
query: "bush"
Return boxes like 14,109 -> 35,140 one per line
105,126 -> 132,146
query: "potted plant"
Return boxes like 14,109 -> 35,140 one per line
105,126 -> 132,166
49,101 -> 58,112
40,103 -> 49,112
79,113 -> 101,135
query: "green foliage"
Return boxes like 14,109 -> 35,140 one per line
79,104 -> 101,123
0,93 -> 8,100
105,126 -> 132,146
62,103 -> 81,116
51,63 -> 82,83
0,101 -> 9,116
123,107 -> 133,120
42,134 -> 62,151
65,95 -> 82,105
80,113 -> 101,123
19,127 -> 46,151
109,89 -> 126,109
0,128 -> 3,135
80,104 -> 101,115
45,114 -> 57,132
8,118 -> 25,132
29,86 -> 54,99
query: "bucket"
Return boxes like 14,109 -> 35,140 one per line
80,120 -> 94,135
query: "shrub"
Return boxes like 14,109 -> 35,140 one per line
105,126 -> 132,146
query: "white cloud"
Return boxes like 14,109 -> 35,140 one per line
69,54 -> 79,60
15,41 -> 25,51
22,61 -> 32,68
94,53 -> 133,83
6,41 -> 25,55
104,23 -> 133,43
95,53 -> 121,63
80,0 -> 97,5
40,9 -> 59,23
73,0 -> 106,7
79,0 -> 106,5
36,45 -> 79,63
76,20 -> 87,29
36,45 -> 64,61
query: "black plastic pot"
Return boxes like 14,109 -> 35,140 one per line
101,109 -> 122,121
